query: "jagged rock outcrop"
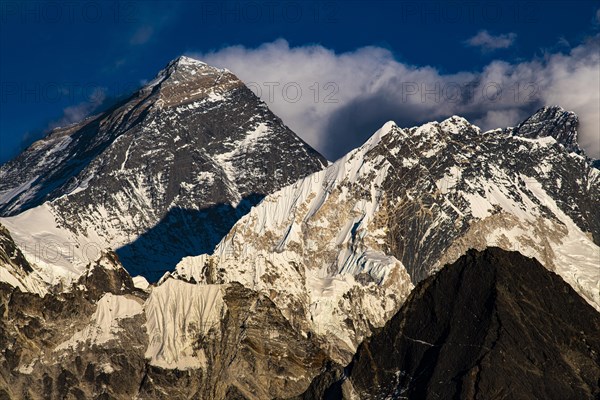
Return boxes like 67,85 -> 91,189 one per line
0,266 -> 329,399
513,105 -> 581,154
75,251 -> 142,302
302,248 -> 600,400
0,224 -> 46,295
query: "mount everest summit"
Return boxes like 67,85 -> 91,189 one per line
0,56 -> 326,284
0,56 -> 598,399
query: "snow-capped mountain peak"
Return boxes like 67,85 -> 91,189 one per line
168,55 -> 229,73
142,55 -> 241,109
439,115 -> 480,135
513,105 -> 581,154
0,57 -> 326,283
1,100 -> 598,397
173,55 -> 208,67
173,106 -> 599,362
162,55 -> 227,77
361,120 -> 399,152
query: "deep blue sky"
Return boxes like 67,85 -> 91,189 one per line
1,0 -> 599,163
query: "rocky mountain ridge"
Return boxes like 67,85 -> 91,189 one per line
172,106 -> 599,363
0,56 -> 598,399
0,56 -> 326,283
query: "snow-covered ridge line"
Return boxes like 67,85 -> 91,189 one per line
0,105 -> 597,386
172,107 -> 599,360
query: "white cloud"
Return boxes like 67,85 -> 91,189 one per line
191,37 -> 599,160
465,30 -> 517,52
130,26 -> 154,45
50,88 -> 107,129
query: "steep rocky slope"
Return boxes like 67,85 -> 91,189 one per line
0,224 -> 46,295
0,56 -> 326,283
301,248 -> 600,400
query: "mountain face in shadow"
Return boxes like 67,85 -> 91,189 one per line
116,194 -> 264,282
298,247 -> 600,400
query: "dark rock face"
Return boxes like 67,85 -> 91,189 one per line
0,223 -> 46,294
303,248 -> 600,400
0,224 -> 33,274
0,289 -> 149,399
287,362 -> 346,400
513,105 -> 581,154
0,56 -> 326,280
75,251 -> 142,302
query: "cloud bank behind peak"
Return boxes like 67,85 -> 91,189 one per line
193,37 -> 599,160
